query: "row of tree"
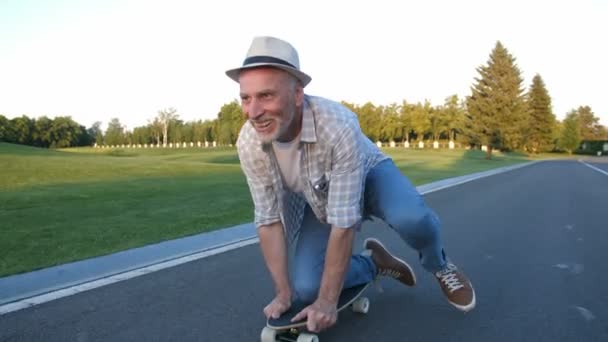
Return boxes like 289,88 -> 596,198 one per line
1,42 -> 606,156
0,115 -> 95,148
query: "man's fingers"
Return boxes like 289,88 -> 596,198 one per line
291,308 -> 309,322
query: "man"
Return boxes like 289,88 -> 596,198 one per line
227,36 -> 475,333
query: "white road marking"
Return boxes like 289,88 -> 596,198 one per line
579,160 -> 608,176
572,306 -> 596,321
0,237 -> 259,316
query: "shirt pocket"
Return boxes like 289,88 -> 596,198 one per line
309,171 -> 330,197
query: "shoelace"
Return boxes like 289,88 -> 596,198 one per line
438,269 -> 464,293
379,268 -> 402,279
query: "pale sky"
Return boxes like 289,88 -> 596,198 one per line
1,0 -> 607,131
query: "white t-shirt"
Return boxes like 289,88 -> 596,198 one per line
272,132 -> 304,194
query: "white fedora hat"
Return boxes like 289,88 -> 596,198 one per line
226,36 -> 312,87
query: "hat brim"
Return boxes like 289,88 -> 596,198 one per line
226,63 -> 311,87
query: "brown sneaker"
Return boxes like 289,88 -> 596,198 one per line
435,263 -> 476,312
363,238 -> 416,286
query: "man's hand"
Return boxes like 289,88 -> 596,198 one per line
291,298 -> 338,333
263,295 -> 291,319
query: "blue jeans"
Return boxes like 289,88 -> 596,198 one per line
290,159 -> 447,302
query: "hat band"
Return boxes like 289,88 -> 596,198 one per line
243,56 -> 296,69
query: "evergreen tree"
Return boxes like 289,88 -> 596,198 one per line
466,41 -> 527,158
525,74 -> 556,153
574,106 -> 600,140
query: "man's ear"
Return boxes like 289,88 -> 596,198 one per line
294,84 -> 305,107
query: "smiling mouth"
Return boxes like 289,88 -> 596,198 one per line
254,120 -> 273,131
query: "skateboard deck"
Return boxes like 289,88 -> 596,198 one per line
261,282 -> 371,342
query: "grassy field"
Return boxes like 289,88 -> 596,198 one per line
0,142 -> 550,277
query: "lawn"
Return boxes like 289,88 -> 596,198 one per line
0,142 -> 541,277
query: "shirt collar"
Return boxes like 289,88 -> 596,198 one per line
300,95 -> 317,144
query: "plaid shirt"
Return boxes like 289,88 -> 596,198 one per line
237,95 -> 388,244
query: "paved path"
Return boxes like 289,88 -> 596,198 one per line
1,159 -> 607,341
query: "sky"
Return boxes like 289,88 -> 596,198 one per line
1,0 -> 607,131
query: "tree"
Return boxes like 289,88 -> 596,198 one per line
149,117 -> 163,145
87,122 -> 104,146
441,95 -> 466,142
33,116 -> 53,147
11,116 -> 34,145
595,124 -> 608,140
466,41 -> 527,158
156,107 -> 179,146
410,101 -> 432,142
204,120 -> 215,143
168,119 -> 184,144
217,100 -> 245,145
561,111 -> 580,154
76,125 -> 94,146
574,106 -> 600,140
131,126 -> 152,145
48,116 -> 82,148
428,104 -> 446,142
379,103 -> 401,143
104,118 -> 125,146
525,74 -> 556,153
398,100 -> 414,143
357,102 -> 381,142
0,114 -> 15,143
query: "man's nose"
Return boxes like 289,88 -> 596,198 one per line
247,98 -> 264,120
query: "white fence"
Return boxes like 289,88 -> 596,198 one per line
93,141 -> 233,149
375,140 -> 461,149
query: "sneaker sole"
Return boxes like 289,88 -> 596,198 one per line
363,238 -> 417,286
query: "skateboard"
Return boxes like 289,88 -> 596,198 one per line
260,282 -> 371,342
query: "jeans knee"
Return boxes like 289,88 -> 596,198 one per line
387,209 -> 439,246
292,274 -> 320,303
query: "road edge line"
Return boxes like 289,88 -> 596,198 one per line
579,159 -> 608,177
0,237 -> 259,316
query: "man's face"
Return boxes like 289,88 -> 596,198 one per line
238,67 -> 303,143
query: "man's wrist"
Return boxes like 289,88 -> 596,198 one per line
276,289 -> 292,302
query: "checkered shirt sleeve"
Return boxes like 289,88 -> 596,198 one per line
236,123 -> 281,228
325,119 -> 366,228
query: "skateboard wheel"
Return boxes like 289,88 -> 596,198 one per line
260,327 -> 277,342
351,297 -> 370,314
296,333 -> 319,342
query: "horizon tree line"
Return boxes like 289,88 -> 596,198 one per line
1,42 -> 606,156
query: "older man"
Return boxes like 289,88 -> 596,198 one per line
227,36 -> 475,333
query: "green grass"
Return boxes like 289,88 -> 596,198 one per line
0,142 -> 546,277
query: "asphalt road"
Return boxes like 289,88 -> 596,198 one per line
1,159 -> 607,342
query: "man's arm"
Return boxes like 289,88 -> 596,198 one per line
291,225 -> 355,332
258,221 -> 291,309
317,226 -> 355,303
